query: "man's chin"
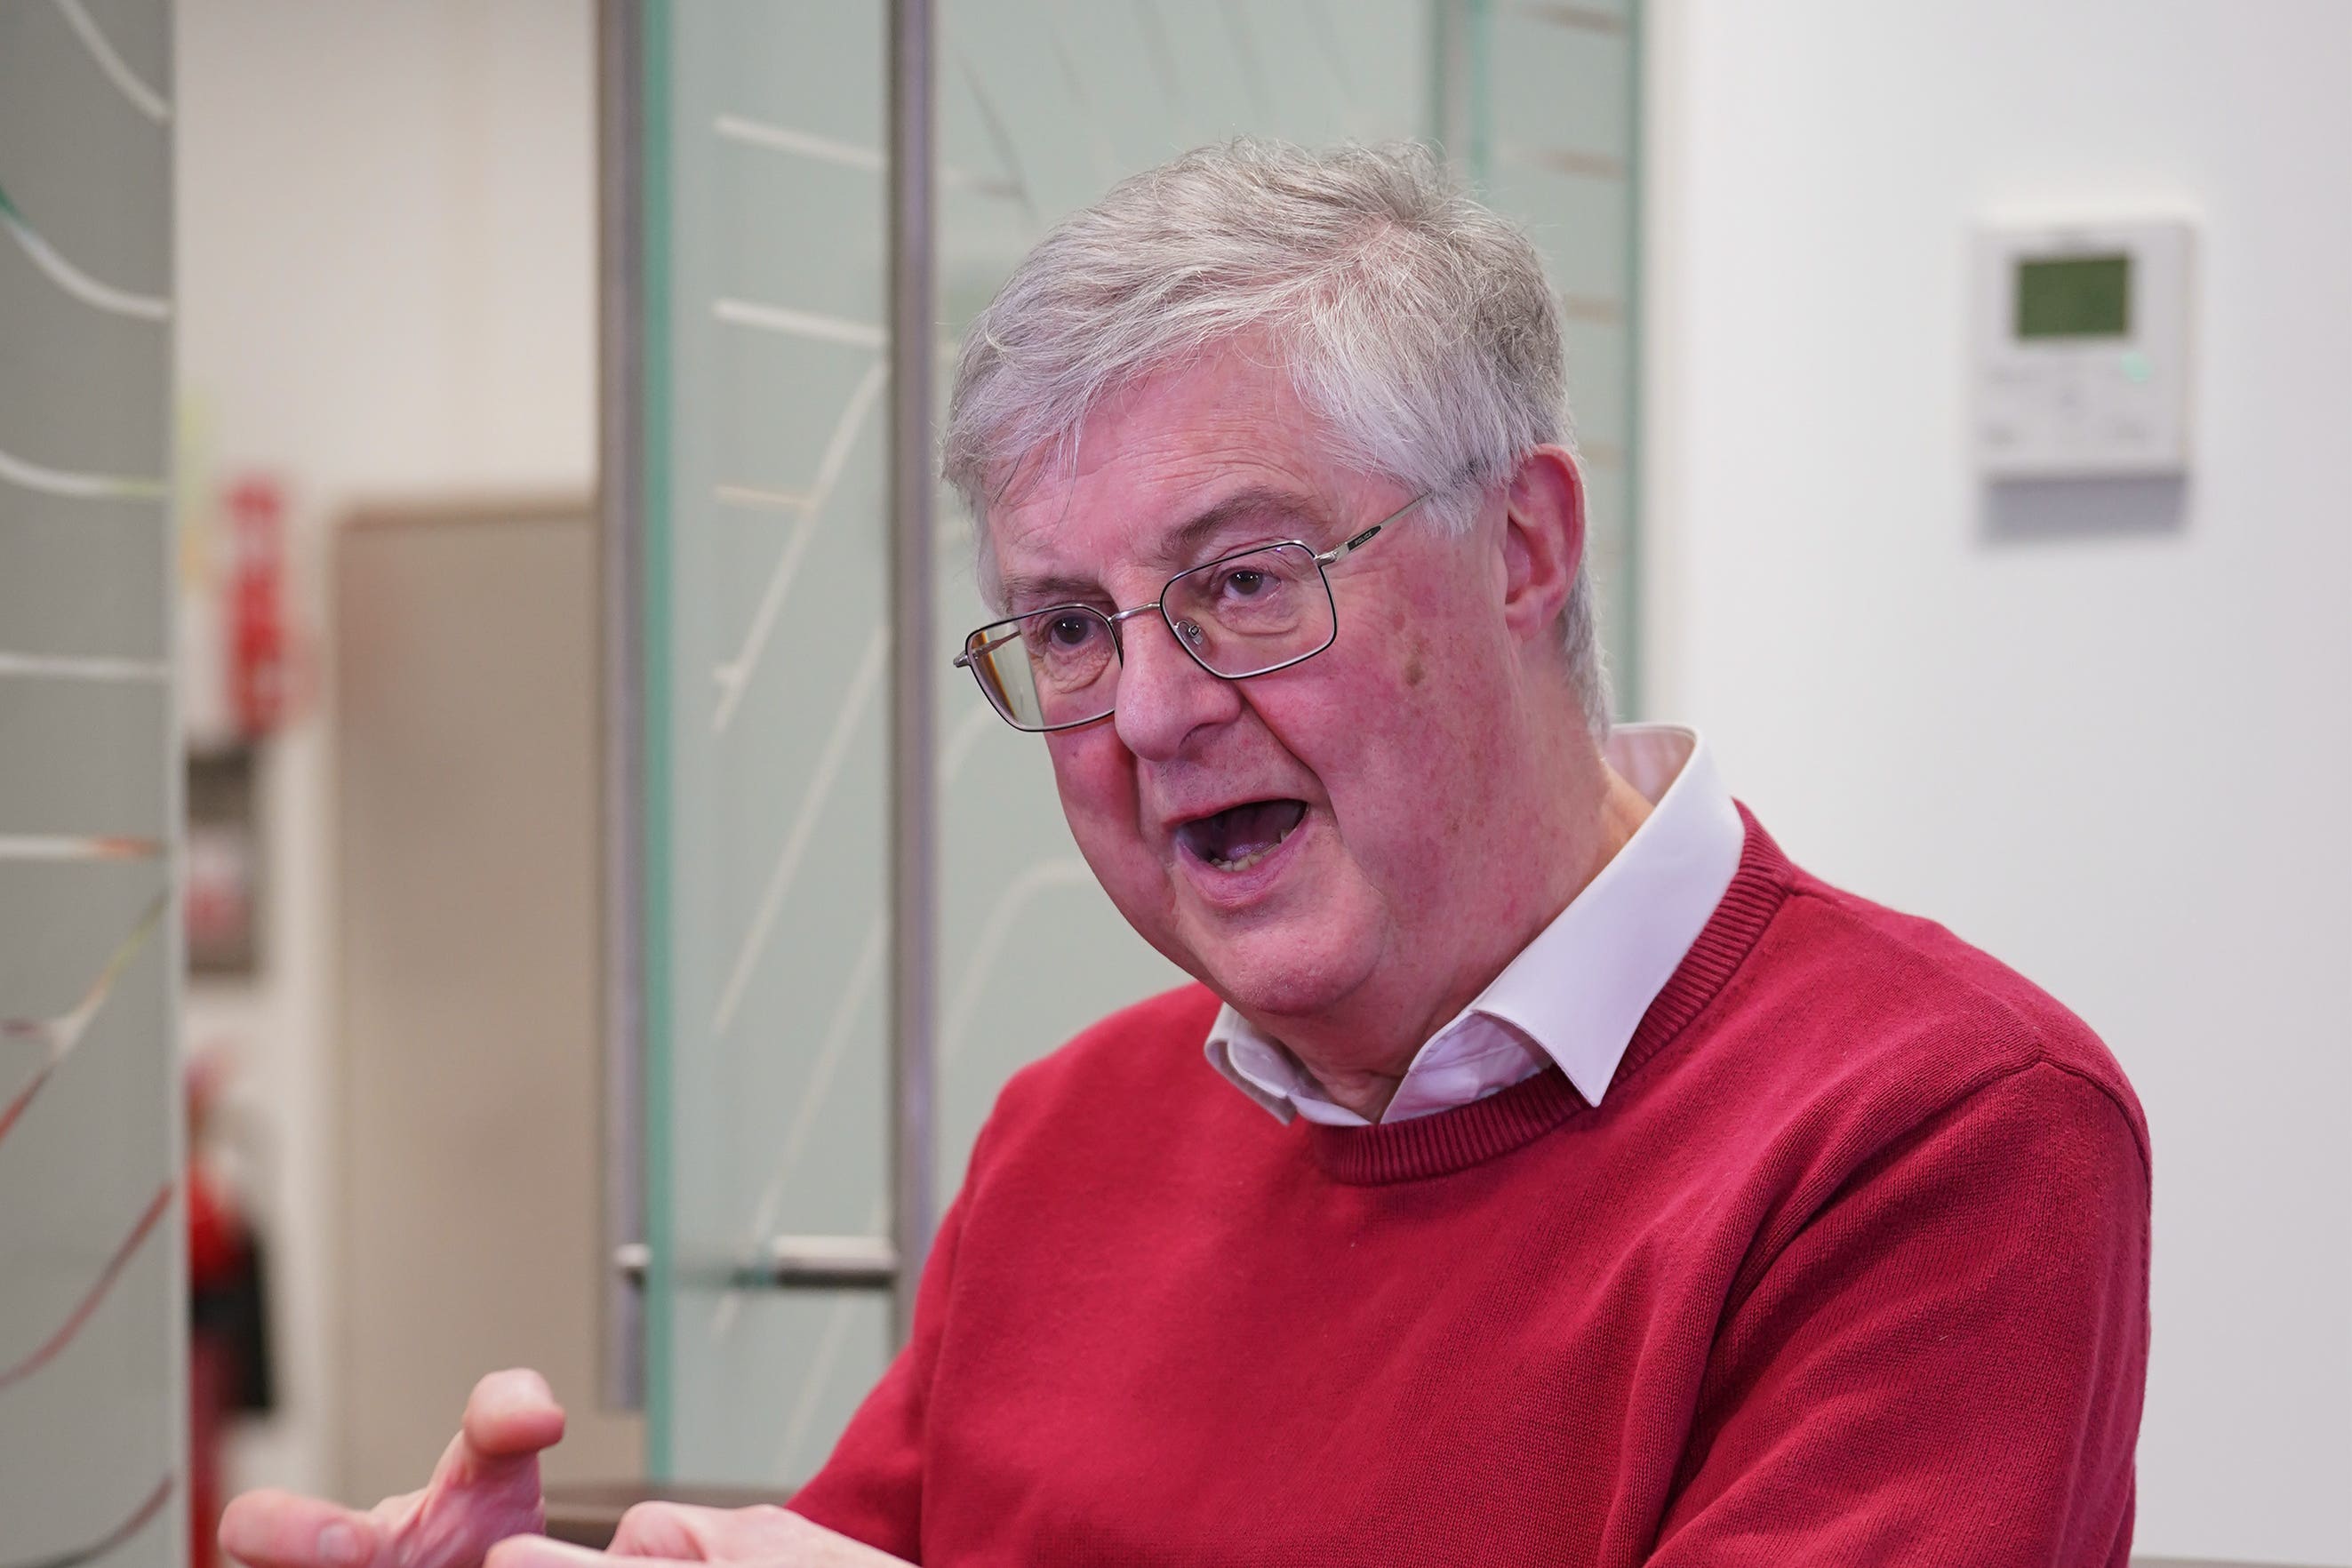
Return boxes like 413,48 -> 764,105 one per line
1145,821 -> 1384,1018
1188,922 -> 1377,1026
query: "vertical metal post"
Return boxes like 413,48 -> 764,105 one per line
596,0 -> 648,1411
885,0 -> 939,1348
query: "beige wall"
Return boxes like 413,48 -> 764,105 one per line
332,508 -> 636,1499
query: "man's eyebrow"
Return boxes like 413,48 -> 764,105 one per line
996,566 -> 1105,611
996,485 -> 1330,612
1147,485 -> 1328,571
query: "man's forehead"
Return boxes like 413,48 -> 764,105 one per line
982,354 -> 1349,599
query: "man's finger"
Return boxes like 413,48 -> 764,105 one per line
460,1368 -> 566,1464
488,1533 -> 904,1568
483,1537 -> 608,1568
605,1502 -> 712,1558
606,1503 -> 820,1559
220,1491 -> 381,1568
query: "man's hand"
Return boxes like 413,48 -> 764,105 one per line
484,1505 -> 905,1568
220,1369 -> 565,1568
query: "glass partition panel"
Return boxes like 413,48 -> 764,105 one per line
640,0 -> 1639,1483
0,1 -> 184,1564
644,0 -> 898,1484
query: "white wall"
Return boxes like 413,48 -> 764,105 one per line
173,0 -> 596,1502
1645,4 -> 2351,1564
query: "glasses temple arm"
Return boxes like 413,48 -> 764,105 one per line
1315,523 -> 1384,567
1314,490 -> 1434,567
951,628 -> 1022,668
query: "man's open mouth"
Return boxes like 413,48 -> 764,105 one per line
1174,799 -> 1308,873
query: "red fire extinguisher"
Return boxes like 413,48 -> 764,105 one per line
224,476 -> 291,739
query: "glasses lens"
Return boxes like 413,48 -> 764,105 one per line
1163,542 -> 1334,677
963,606 -> 1119,731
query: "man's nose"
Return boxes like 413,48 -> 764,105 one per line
1112,611 -> 1243,761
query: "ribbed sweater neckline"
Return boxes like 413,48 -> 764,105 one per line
1306,805 -> 1793,1185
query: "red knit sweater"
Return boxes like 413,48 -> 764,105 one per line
791,812 -> 2150,1565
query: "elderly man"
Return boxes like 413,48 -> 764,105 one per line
224,141 -> 2148,1567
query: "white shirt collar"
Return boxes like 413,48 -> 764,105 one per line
1203,724 -> 1745,1126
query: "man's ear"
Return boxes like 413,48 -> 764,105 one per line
1499,446 -> 1585,650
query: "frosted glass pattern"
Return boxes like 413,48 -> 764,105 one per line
641,0 -> 1639,1484
644,0 -> 899,1485
0,2 -> 184,1566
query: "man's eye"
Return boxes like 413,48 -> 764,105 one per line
1046,615 -> 1097,648
1220,569 -> 1268,598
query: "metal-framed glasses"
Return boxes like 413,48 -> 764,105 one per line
954,493 -> 1428,732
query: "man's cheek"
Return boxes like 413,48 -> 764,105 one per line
1051,757 -> 1159,891
1046,736 -> 1125,830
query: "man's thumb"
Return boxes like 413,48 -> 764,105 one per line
459,1369 -> 567,1468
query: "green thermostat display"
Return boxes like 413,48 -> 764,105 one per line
2014,253 -> 2132,339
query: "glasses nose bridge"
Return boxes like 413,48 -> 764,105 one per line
1106,596 -> 1223,676
1102,597 -> 1165,659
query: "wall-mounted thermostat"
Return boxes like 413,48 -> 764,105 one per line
1974,220 -> 2193,480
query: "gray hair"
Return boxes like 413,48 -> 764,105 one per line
943,138 -> 1611,738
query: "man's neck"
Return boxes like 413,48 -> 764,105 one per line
1273,752 -> 1656,1124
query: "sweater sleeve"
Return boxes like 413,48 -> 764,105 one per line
783,1173 -> 971,1561
1646,1060 -> 2150,1568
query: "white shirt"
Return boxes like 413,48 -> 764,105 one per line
1204,724 -> 1745,1126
